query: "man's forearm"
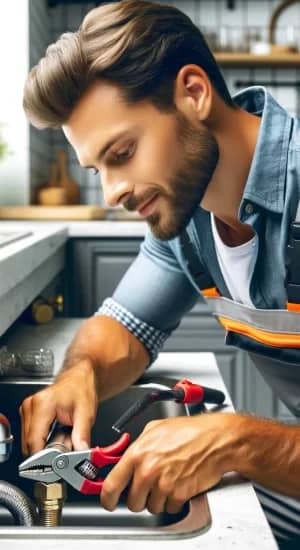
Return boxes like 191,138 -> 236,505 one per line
231,414 -> 300,498
60,315 -> 150,402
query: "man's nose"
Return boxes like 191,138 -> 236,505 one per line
101,174 -> 132,207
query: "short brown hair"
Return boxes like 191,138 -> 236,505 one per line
23,0 -> 234,129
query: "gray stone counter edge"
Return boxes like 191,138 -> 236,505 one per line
0,227 -> 68,337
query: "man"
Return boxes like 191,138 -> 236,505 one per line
21,0 -> 300,546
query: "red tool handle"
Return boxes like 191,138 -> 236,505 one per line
173,379 -> 225,405
173,379 -> 205,403
80,432 -> 131,495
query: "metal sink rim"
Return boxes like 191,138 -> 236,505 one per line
0,495 -> 211,539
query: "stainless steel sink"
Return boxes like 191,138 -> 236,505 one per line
0,376 -> 211,539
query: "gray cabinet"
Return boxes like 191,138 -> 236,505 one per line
65,237 -> 287,418
65,238 -> 140,317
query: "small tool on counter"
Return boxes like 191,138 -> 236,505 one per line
18,379 -> 225,495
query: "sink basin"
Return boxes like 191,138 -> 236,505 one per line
0,376 -> 211,539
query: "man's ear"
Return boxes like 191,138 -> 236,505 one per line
174,65 -> 212,122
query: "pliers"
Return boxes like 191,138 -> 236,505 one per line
18,379 -> 225,495
18,431 -> 131,495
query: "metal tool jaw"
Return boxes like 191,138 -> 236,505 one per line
18,447 -> 62,484
19,447 -> 94,491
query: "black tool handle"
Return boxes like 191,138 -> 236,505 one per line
112,394 -> 154,433
202,386 -> 226,405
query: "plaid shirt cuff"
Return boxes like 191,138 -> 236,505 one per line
95,297 -> 170,364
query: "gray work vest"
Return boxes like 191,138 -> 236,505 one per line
180,205 -> 300,417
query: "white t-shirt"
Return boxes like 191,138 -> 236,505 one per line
210,213 -> 258,307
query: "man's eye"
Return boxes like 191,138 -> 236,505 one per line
91,168 -> 99,175
111,143 -> 135,163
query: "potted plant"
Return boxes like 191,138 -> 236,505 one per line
0,124 -> 11,162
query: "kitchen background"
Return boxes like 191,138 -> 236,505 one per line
1,0 -> 300,206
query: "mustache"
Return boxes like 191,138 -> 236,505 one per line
124,189 -> 160,212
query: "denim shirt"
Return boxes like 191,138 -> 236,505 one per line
97,86 -> 300,414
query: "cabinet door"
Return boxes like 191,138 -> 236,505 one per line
65,238 -> 142,317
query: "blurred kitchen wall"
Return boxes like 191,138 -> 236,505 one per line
29,0 -> 52,204
8,0 -> 300,205
0,0 -> 30,205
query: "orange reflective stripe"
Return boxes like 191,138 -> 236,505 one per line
286,302 -> 300,312
201,287 -> 221,298
218,316 -> 300,348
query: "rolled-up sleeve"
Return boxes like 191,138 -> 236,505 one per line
95,229 -> 199,363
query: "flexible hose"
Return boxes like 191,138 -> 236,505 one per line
0,480 -> 36,526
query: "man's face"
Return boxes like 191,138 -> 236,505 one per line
63,81 -> 219,240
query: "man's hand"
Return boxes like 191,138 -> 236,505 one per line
100,412 -> 233,514
19,316 -> 149,458
100,412 -> 300,513
19,359 -> 99,456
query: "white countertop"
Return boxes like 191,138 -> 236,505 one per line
0,226 -> 67,299
0,220 -> 147,238
0,225 -> 68,337
0,319 -> 277,549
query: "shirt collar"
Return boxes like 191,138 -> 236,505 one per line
233,86 -> 292,217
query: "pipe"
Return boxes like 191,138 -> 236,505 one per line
0,480 -> 36,526
0,413 -> 36,526
34,481 -> 66,527
0,413 -> 13,463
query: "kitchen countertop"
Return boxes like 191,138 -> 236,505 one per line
0,225 -> 67,337
0,318 -> 277,549
0,226 -> 67,293
0,219 -> 147,238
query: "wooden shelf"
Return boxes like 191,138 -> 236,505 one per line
214,52 -> 300,67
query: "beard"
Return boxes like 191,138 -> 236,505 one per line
125,110 -> 219,240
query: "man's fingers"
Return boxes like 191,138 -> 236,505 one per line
20,397 -> 36,456
126,467 -> 154,513
145,483 -> 168,515
101,454 -> 134,511
146,477 -> 185,515
29,397 -> 57,455
19,359 -> 100,458
71,406 -> 93,450
19,400 -> 30,456
165,494 -> 185,515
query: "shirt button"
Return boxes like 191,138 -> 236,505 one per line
245,203 -> 254,214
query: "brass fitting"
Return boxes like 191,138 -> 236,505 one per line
34,481 -> 67,527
